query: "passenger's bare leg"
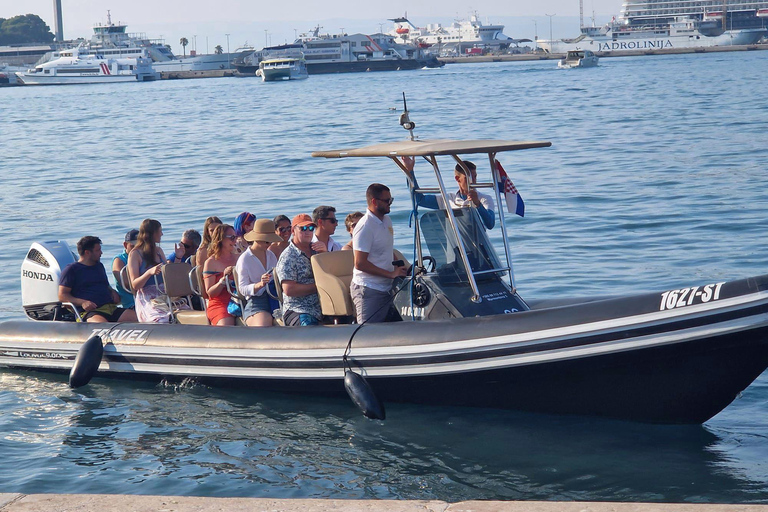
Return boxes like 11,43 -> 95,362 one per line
246,311 -> 273,327
118,309 -> 138,322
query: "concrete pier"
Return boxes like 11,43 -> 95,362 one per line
2,495 -> 768,511
160,69 -> 241,79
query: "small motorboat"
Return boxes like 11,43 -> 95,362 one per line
558,49 -> 599,68
259,57 -> 309,82
4,104 -> 768,424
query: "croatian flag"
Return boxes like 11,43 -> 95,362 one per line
496,160 -> 525,217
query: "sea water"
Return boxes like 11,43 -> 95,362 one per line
0,52 -> 767,502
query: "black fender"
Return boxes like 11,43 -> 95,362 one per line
344,370 -> 385,420
69,335 -> 103,388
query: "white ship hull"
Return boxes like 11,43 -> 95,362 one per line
16,74 -> 146,85
539,27 -> 765,54
152,53 -> 245,72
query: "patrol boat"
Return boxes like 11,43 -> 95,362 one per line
4,106 -> 768,424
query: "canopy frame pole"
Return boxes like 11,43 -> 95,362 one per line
488,152 -> 516,291
428,155 -> 482,303
390,156 -> 424,267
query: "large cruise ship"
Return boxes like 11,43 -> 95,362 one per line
387,12 -> 524,55
538,0 -> 768,53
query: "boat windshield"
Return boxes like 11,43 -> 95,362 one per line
419,208 -> 504,284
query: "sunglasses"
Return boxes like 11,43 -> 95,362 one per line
224,235 -> 237,241
321,217 -> 338,224
278,226 -> 292,233
375,196 -> 394,206
349,223 -> 358,231
299,225 -> 316,232
179,241 -> 192,249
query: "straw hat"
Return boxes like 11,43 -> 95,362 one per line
243,219 -> 283,243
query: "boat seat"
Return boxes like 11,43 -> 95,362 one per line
161,262 -> 201,324
311,250 -> 355,317
227,268 -> 247,327
271,267 -> 285,326
119,265 -> 133,294
311,249 -> 410,319
188,265 -> 206,311
175,310 -> 210,325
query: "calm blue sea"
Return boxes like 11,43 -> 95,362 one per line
1,52 -> 767,502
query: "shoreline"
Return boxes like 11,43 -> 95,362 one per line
3,494 -> 768,511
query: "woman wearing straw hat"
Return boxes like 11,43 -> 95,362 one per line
236,219 -> 283,327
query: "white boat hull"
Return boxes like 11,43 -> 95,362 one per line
540,27 -> 765,53
15,73 -> 155,85
262,68 -> 309,81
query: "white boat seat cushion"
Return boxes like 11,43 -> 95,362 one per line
311,250 -> 355,317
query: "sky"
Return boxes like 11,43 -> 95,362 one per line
2,0 -> 621,54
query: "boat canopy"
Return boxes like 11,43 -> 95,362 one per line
313,137 -> 551,302
311,139 -> 551,159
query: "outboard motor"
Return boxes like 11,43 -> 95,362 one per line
21,241 -> 77,321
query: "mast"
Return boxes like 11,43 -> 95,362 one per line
580,0 -> 584,28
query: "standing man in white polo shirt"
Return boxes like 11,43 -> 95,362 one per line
350,183 -> 408,324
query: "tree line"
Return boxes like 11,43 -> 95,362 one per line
0,14 -> 54,45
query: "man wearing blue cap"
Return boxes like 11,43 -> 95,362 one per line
112,229 -> 138,309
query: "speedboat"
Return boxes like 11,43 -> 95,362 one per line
558,49 -> 599,68
4,106 -> 768,424
259,57 -> 309,82
16,46 -> 159,85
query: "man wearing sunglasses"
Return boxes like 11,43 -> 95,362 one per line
168,229 -> 201,264
275,213 -> 323,326
311,205 -> 342,253
350,183 -> 408,324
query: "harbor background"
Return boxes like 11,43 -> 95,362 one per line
1,52 -> 767,502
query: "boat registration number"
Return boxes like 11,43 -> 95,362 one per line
659,282 -> 725,311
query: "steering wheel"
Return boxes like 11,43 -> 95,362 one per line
420,256 -> 437,273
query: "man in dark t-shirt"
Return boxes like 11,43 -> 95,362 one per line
59,236 -> 138,323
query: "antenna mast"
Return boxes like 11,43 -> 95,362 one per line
399,93 -> 416,141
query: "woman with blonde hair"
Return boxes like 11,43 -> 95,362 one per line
203,224 -> 240,326
128,218 -> 184,323
195,216 -> 222,299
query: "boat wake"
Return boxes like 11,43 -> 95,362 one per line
158,376 -> 206,391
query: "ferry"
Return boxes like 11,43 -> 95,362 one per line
4,104 -> 768,424
235,27 -> 443,75
259,57 -> 309,81
538,0 -> 768,54
388,12 -> 526,55
36,12 -> 252,73
16,47 -> 159,85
